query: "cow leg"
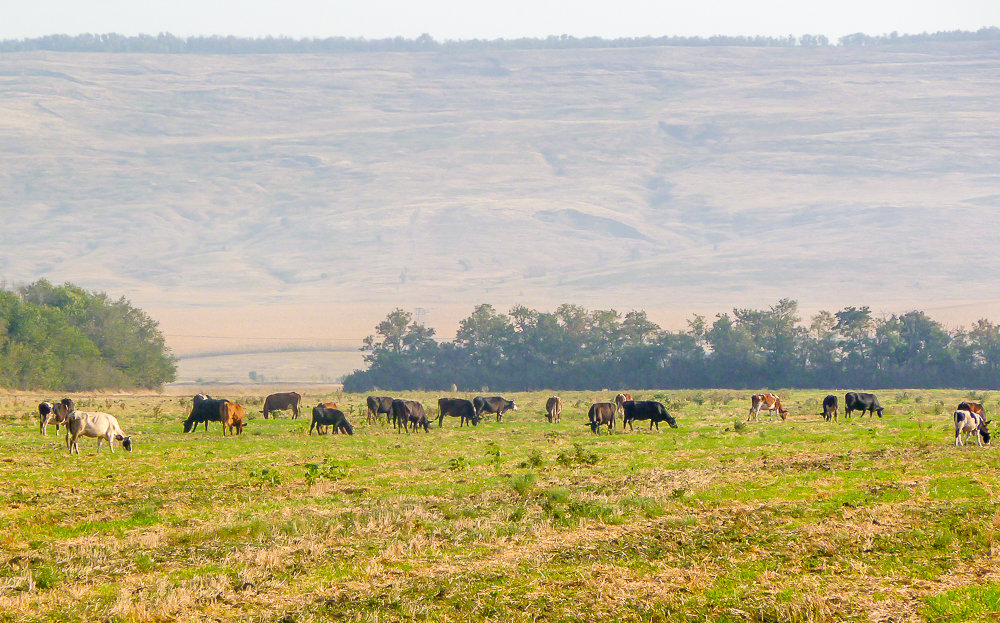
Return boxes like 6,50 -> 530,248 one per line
108,436 -> 114,453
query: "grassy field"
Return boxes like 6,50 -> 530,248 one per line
1,388 -> 999,622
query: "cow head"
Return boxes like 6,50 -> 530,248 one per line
981,420 -> 992,445
508,400 -> 518,411
183,420 -> 194,433
116,434 -> 133,452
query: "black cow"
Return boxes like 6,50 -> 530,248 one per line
621,400 -> 677,431
844,392 -> 883,418
367,396 -> 394,424
392,399 -> 429,433
183,396 -> 227,432
438,398 -> 479,427
822,395 -> 838,422
474,396 -> 517,422
588,402 -> 616,434
310,405 -> 354,435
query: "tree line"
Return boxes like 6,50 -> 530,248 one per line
342,300 -> 1000,392
2,28 -> 998,55
0,280 -> 176,390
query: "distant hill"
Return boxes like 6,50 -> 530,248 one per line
2,41 -> 998,381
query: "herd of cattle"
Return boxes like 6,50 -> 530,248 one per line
35,389 -> 994,454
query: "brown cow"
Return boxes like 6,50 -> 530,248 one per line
614,392 -> 633,416
747,393 -> 788,422
545,396 -> 562,423
262,392 -> 302,419
220,401 -> 246,435
588,402 -> 615,434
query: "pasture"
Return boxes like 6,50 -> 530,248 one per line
1,389 -> 999,622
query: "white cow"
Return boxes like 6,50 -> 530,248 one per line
954,409 -> 991,447
66,411 -> 133,455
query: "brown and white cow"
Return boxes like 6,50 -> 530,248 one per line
747,393 -> 789,422
545,396 -> 562,423
614,392 -> 634,416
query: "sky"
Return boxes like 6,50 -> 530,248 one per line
1,0 -> 998,41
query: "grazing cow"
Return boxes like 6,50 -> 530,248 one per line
474,396 -> 517,422
391,399 -> 429,433
183,396 -> 228,432
822,395 -> 839,422
622,400 -> 677,431
366,396 -> 394,424
220,401 -> 246,435
310,405 -> 354,435
438,398 -> 479,427
954,409 -> 991,446
614,393 -> 634,415
747,393 -> 789,422
844,392 -> 883,418
588,402 -> 616,434
545,396 -> 562,423
310,401 -> 339,434
262,392 -> 302,419
66,411 -> 132,454
958,401 -> 985,417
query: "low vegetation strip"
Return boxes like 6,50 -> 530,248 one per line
1,388 -> 998,621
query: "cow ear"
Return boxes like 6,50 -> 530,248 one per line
115,434 -> 124,440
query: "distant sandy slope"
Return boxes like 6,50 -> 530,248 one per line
1,43 -> 998,380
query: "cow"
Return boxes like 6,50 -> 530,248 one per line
183,396 -> 228,432
438,398 -> 479,427
474,396 -> 517,422
262,392 -> 302,419
954,409 -> 991,446
621,400 -> 677,431
311,401 -> 339,434
391,399 -> 429,433
65,411 -> 132,454
614,392 -> 634,416
366,396 -> 394,424
38,402 -> 55,435
310,405 -> 354,435
844,392 -> 883,418
958,401 -> 986,417
545,396 -> 562,423
40,398 -> 76,435
822,395 -> 839,422
220,401 -> 246,435
747,393 -> 788,422
588,402 -> 616,434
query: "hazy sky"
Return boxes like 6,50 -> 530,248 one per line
2,0 -> 998,41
